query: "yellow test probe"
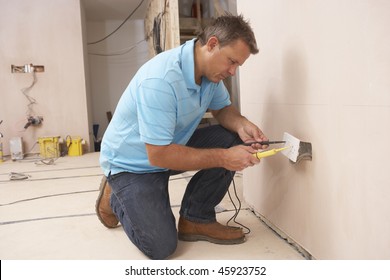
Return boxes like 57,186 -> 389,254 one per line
253,146 -> 290,159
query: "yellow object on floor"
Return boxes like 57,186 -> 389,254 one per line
38,136 -> 61,158
66,136 -> 83,156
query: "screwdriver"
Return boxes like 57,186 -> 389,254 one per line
243,141 -> 286,146
253,146 -> 291,159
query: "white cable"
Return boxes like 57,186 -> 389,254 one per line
21,72 -> 37,116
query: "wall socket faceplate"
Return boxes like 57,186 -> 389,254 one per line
11,64 -> 44,73
282,132 -> 300,162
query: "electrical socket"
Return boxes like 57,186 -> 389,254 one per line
11,64 -> 45,73
282,132 -> 301,162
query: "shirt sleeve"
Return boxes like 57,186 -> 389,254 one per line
136,78 -> 177,145
208,81 -> 231,110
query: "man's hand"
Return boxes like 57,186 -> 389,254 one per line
146,143 -> 260,172
211,105 -> 269,150
238,121 -> 269,150
222,145 -> 260,171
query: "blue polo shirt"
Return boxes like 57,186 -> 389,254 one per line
100,39 -> 231,174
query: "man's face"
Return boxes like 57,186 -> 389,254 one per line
205,37 -> 251,83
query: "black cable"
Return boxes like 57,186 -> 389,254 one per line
0,173 -> 102,184
0,174 -> 193,205
226,176 -> 251,234
88,39 -> 146,56
0,213 -> 96,226
152,0 -> 168,55
153,13 -> 163,54
0,173 -> 192,226
0,165 -> 100,176
63,135 -> 72,157
163,0 -> 167,52
0,190 -> 97,207
87,0 -> 145,45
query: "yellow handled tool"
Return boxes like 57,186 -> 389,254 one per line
253,146 -> 290,159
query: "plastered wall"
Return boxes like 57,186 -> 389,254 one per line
238,0 -> 390,259
0,0 -> 91,156
86,19 -> 149,142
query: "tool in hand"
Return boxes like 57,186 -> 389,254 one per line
253,146 -> 291,159
243,141 -> 286,146
243,133 -> 312,162
244,140 -> 289,159
251,133 -> 312,162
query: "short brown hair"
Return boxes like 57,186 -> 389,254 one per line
197,13 -> 259,54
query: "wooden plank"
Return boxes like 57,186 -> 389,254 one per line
144,0 -> 180,57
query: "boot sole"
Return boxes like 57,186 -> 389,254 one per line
178,233 -> 246,245
95,176 -> 119,228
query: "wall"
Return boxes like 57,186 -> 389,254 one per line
0,0 -> 91,156
238,0 -> 390,259
86,19 -> 149,142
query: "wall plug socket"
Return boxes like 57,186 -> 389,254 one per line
282,132 -> 312,163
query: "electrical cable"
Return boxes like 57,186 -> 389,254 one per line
0,172 -> 193,205
0,173 -> 102,184
0,213 -> 96,226
0,189 -> 97,207
153,13 -> 163,54
150,1 -> 168,55
222,136 -> 251,234
28,173 -> 101,182
1,167 -> 248,233
0,172 -> 194,226
87,0 -> 145,45
21,71 -> 37,117
0,165 -> 101,176
64,135 -> 72,157
226,176 -> 251,235
163,0 -> 167,52
88,39 -> 146,56
35,158 -> 58,165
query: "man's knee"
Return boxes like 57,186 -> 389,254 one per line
143,232 -> 178,260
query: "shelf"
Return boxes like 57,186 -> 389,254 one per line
179,17 -> 213,44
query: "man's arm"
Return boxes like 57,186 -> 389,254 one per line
145,105 -> 269,172
145,143 -> 258,172
211,105 -> 268,146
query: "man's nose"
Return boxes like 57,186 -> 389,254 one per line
228,65 -> 238,76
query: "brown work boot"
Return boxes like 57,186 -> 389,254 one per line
178,216 -> 245,244
95,176 -> 119,228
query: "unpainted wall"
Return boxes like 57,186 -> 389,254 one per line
0,0 -> 91,156
238,0 -> 390,259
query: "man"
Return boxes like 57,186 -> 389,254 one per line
96,14 -> 268,259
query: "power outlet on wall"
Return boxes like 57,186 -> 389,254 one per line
282,132 -> 300,162
11,64 -> 45,73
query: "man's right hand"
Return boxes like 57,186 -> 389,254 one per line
221,145 -> 261,171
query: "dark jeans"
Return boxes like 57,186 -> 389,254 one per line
107,125 -> 242,259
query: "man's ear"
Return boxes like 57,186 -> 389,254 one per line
206,36 -> 219,51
